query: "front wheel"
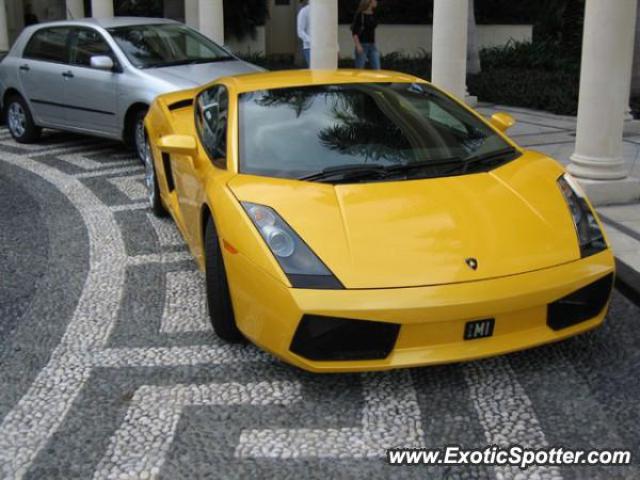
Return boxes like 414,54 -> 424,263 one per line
5,95 -> 41,143
204,218 -> 244,342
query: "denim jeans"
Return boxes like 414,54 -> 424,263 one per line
303,48 -> 311,67
354,43 -> 381,70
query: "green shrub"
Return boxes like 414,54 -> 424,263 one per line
480,40 -> 580,74
468,69 -> 580,115
240,53 -> 297,71
341,51 -> 432,79
241,51 -> 432,78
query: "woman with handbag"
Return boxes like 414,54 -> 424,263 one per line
351,0 -> 380,69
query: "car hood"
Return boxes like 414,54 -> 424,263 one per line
147,60 -> 261,89
228,152 -> 581,289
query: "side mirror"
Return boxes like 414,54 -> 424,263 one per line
157,134 -> 197,157
489,112 -> 516,133
90,55 -> 114,71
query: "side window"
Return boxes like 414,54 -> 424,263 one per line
69,28 -> 114,67
195,85 -> 229,168
23,27 -> 71,63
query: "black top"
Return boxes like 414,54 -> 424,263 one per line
351,13 -> 377,44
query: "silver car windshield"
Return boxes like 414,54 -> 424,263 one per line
108,24 -> 233,69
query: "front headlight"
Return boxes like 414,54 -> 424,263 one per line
557,173 -> 607,258
242,202 -> 344,289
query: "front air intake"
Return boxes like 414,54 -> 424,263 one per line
290,315 -> 400,361
547,273 -> 614,330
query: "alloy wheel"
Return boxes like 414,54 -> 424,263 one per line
8,102 -> 26,138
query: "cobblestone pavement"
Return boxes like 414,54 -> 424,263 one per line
1,129 -> 639,480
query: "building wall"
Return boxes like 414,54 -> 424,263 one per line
6,0 -> 25,45
28,0 -> 66,23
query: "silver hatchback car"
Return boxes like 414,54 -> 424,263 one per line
0,17 -> 260,160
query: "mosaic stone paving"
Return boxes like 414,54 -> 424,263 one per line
0,129 -> 639,479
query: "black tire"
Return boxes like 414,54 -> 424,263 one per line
143,134 -> 167,217
131,108 -> 149,164
5,95 -> 41,143
204,218 -> 244,342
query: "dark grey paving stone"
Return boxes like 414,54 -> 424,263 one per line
0,161 -> 89,423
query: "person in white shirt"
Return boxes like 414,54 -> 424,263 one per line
297,1 -> 311,67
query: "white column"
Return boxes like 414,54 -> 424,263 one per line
184,0 -> 198,29
310,0 -> 338,70
66,0 -> 85,19
569,0 -> 637,180
184,0 -> 225,45
0,0 -> 9,52
198,0 -> 225,45
91,0 -> 114,18
431,0 -> 468,100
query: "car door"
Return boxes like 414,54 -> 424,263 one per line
65,27 -> 119,136
19,27 -> 71,127
174,84 -> 230,245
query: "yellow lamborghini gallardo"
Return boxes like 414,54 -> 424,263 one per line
144,70 -> 614,372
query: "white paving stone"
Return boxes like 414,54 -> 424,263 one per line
160,271 -> 210,333
74,345 -> 271,368
235,371 -> 425,459
147,214 -> 183,247
0,151 -> 129,479
93,381 -> 301,480
76,166 -> 143,179
57,150 -> 131,170
110,202 -> 149,212
464,358 -> 563,480
126,251 -> 193,266
109,174 -> 147,201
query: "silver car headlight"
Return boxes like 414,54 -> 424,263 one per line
557,173 -> 607,257
242,202 -> 343,289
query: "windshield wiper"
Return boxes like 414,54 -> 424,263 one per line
299,164 -> 390,183
186,56 -> 235,64
385,156 -> 463,174
299,157 -> 468,183
146,56 -> 235,68
457,147 -> 520,173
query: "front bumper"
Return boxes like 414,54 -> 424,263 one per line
225,249 -> 615,372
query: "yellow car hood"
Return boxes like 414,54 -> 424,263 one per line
228,152 -> 580,289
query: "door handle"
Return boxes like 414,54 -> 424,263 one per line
62,71 -> 74,78
19,64 -> 30,71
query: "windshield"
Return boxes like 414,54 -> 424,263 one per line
238,83 -> 516,181
108,24 -> 233,68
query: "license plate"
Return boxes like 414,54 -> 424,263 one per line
464,318 -> 495,340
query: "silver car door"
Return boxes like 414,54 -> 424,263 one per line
64,27 -> 119,136
19,27 -> 71,127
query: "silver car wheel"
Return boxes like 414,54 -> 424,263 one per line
144,137 -> 156,208
8,102 -> 26,138
135,117 -> 147,162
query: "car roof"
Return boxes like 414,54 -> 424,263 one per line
221,69 -> 427,93
24,16 -> 178,30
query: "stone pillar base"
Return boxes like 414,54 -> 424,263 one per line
568,152 -> 628,180
576,176 -> 640,206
